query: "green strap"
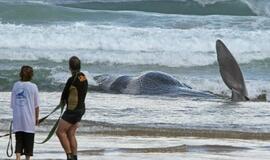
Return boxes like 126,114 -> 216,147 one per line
2,104 -> 64,157
0,104 -> 63,139
38,104 -> 63,124
0,133 -> 10,138
6,121 -> 13,157
35,104 -> 65,144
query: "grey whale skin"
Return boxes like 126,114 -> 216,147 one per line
91,40 -> 248,101
93,71 -> 216,98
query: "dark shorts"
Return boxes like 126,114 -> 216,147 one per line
62,110 -> 84,124
15,132 -> 35,156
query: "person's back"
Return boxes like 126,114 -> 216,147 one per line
11,81 -> 39,133
56,56 -> 88,160
10,65 -> 40,160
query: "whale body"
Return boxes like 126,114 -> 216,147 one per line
90,40 -> 249,101
93,71 -> 217,98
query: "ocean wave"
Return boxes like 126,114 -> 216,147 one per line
60,0 -> 255,16
78,144 -> 250,154
1,119 -> 270,140
0,1 -> 140,24
0,23 -> 270,67
0,0 -> 270,25
33,145 -> 247,155
0,57 -> 269,98
59,0 -> 270,17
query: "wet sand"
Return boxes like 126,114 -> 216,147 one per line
1,133 -> 270,160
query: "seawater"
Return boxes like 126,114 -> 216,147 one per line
1,92 -> 270,159
0,0 -> 270,97
0,0 -> 270,159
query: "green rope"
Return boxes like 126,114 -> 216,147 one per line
0,133 -> 10,138
38,104 -> 64,124
6,121 -> 13,157
35,104 -> 65,144
1,103 -> 65,157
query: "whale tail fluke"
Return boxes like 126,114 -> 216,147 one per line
216,39 -> 249,101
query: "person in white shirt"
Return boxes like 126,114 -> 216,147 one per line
10,65 -> 40,160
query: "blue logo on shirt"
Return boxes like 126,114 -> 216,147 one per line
16,90 -> 26,99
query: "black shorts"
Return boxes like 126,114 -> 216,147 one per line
62,110 -> 84,124
15,132 -> 35,156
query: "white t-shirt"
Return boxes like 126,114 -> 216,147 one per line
10,81 -> 40,133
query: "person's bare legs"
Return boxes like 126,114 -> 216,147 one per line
25,155 -> 30,160
16,153 -> 21,160
67,123 -> 79,156
56,119 -> 73,155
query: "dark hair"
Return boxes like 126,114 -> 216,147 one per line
69,56 -> 81,72
20,65 -> 33,81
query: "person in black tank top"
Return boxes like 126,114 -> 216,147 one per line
56,56 -> 88,160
